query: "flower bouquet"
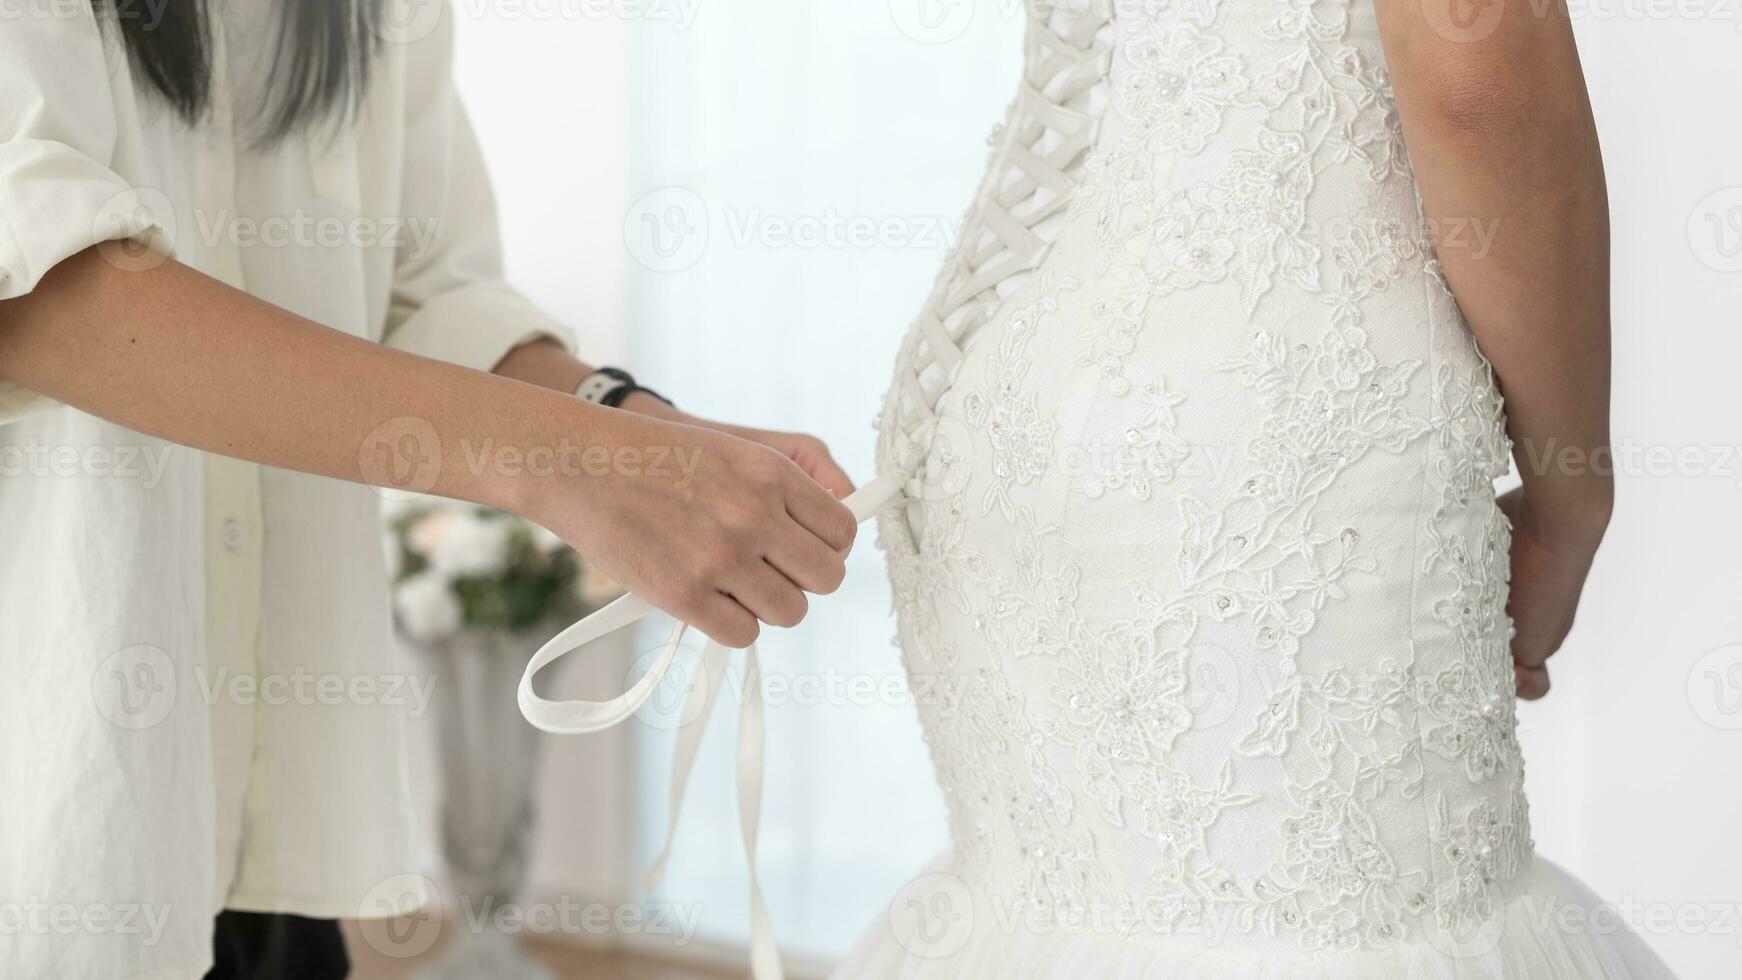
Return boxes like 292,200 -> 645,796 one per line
387,505 -> 621,642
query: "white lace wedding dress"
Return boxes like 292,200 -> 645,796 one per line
836,0 -> 1673,976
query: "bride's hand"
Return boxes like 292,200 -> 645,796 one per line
518,408 -> 857,648
1499,486 -> 1611,700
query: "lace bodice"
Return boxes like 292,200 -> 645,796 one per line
872,0 -> 1531,955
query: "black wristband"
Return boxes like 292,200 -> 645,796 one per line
579,367 -> 673,410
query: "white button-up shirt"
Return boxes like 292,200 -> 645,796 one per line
0,3 -> 571,976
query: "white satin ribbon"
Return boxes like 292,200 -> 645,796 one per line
518,474 -> 901,980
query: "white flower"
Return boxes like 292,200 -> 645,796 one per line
407,508 -> 458,559
378,493 -> 419,523
528,521 -> 567,554
427,511 -> 512,578
394,571 -> 463,642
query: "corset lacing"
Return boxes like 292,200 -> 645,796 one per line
878,2 -> 1115,511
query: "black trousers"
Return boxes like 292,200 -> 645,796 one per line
202,910 -> 349,980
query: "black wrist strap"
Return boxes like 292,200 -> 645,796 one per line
585,367 -> 673,410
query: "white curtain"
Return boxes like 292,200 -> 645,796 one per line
619,2 -> 1025,965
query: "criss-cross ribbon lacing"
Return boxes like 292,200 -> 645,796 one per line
881,4 -> 1113,506
518,7 -> 1113,979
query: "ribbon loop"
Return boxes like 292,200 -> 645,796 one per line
518,475 -> 900,980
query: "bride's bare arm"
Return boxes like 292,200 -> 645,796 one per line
0,248 -> 855,647
1374,0 -> 1611,698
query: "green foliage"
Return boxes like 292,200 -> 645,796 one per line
390,507 -> 587,634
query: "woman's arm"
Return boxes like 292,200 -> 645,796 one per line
493,340 -> 855,498
0,247 -> 856,648
1374,0 -> 1611,698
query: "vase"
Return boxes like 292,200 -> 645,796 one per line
406,622 -> 568,980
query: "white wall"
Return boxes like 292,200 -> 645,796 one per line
452,4 -> 631,364
1515,17 -> 1742,979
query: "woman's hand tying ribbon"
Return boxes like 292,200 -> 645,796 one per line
518,475 -> 901,980
516,408 -> 858,650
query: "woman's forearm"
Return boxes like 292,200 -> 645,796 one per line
0,246 -> 628,513
0,246 -> 857,646
492,332 -> 858,499
1376,0 -> 1613,540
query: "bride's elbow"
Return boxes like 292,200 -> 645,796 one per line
1398,22 -> 1598,149
1416,68 -> 1537,142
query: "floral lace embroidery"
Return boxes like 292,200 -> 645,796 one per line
1116,24 -> 1250,156
1073,0 -> 1426,390
873,0 -> 1530,955
1075,375 -> 1189,500
961,280 -> 1077,520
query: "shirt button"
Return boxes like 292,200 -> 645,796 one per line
221,520 -> 244,551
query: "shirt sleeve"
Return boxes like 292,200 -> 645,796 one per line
0,8 -> 168,424
380,1 -> 576,373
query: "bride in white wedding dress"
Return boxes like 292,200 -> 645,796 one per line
835,0 -> 1673,976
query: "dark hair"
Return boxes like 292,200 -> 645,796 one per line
92,0 -> 384,144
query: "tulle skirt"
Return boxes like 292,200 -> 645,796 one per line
831,855 -> 1676,979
